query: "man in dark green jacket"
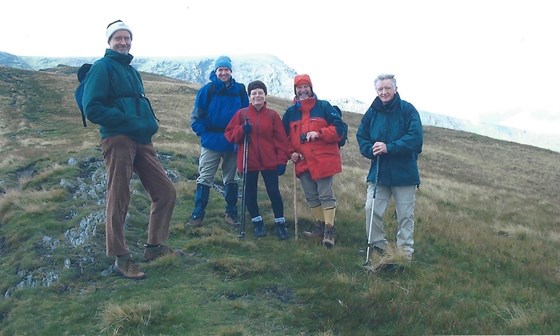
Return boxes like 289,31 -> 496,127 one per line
356,73 -> 423,261
82,20 -> 178,280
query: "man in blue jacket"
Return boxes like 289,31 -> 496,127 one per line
188,56 -> 249,229
82,20 -> 178,280
356,73 -> 423,261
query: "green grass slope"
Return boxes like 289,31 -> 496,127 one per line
0,65 -> 559,335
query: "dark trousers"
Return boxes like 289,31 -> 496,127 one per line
100,135 -> 176,257
245,170 -> 284,220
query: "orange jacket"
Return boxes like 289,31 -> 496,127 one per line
282,97 -> 343,180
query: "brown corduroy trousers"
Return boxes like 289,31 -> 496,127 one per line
100,135 -> 176,257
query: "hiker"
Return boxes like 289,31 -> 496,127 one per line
188,56 -> 249,229
81,20 -> 179,280
356,73 -> 423,261
224,80 -> 290,239
281,74 -> 346,248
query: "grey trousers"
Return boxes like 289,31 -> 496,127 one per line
195,146 -> 239,187
101,135 -> 176,257
365,184 -> 416,254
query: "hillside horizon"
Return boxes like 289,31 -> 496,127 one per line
1,50 -> 559,153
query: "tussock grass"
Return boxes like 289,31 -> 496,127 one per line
487,302 -> 532,328
98,301 -> 159,335
0,188 -> 65,222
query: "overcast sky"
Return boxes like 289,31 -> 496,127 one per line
2,0 -> 559,135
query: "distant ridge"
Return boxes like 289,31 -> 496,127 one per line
1,51 -> 559,152
0,51 -> 33,70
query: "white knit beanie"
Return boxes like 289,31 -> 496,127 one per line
106,20 -> 133,43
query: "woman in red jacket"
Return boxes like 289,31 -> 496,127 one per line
281,74 -> 346,248
225,81 -> 290,239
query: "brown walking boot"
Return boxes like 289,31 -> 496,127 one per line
322,224 -> 336,248
303,221 -> 325,240
114,255 -> 145,280
184,217 -> 203,234
224,212 -> 240,227
144,244 -> 183,262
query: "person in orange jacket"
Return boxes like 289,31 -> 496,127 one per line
281,74 -> 346,248
225,80 -> 290,239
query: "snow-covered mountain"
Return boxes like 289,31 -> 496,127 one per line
2,52 -> 559,152
18,54 -> 298,100
0,51 -> 34,70
418,111 -> 560,153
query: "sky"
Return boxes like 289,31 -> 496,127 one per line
2,0 -> 559,135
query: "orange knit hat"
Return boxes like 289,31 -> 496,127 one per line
294,74 -> 313,95
294,74 -> 312,87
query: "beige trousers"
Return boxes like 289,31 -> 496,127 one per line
365,184 -> 416,254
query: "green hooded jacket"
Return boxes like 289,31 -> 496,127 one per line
82,49 -> 158,144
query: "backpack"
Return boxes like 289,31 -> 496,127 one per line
74,61 -> 113,127
332,105 -> 348,147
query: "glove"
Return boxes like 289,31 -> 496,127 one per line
276,164 -> 286,176
243,123 -> 252,134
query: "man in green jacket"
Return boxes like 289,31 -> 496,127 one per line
82,20 -> 178,280
356,73 -> 423,261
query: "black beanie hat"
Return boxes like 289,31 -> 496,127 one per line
247,80 -> 267,95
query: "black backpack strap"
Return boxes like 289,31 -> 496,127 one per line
206,82 -> 245,111
205,82 -> 216,111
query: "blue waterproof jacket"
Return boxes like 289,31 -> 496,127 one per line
356,93 -> 423,186
82,49 -> 158,144
191,72 -> 249,152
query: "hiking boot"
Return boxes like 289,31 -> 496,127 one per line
224,212 -> 240,227
144,244 -> 183,262
373,246 -> 386,256
275,222 -> 289,240
185,217 -> 203,232
303,221 -> 325,240
322,224 -> 336,248
253,220 -> 266,238
114,255 -> 145,280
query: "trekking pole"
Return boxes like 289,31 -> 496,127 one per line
293,162 -> 298,240
365,156 -> 381,266
238,117 -> 250,239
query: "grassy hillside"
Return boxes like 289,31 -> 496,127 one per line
0,65 -> 559,335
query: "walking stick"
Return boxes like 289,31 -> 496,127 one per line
365,156 -> 381,265
238,117 -> 250,239
293,162 -> 298,240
